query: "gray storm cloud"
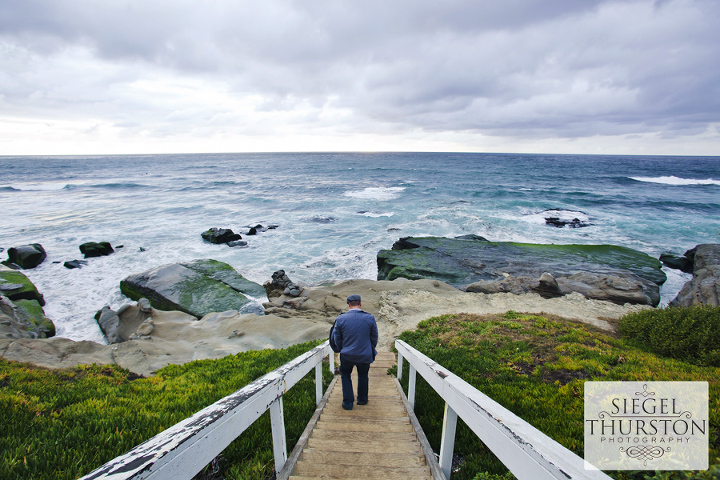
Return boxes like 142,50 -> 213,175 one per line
1,0 -> 719,152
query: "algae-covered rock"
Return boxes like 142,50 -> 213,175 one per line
0,267 -> 55,339
0,267 -> 45,306
79,241 -> 114,258
377,236 -> 666,306
120,259 -> 266,318
5,244 -> 47,269
13,299 -> 55,337
201,228 -> 242,244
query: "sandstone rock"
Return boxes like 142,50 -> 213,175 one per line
671,244 -> 720,306
120,259 -> 265,318
6,244 -> 47,269
378,236 -> 665,306
264,270 -> 302,298
137,298 -> 153,314
95,306 -> 121,344
537,272 -> 562,297
1,278 -> 650,375
136,319 -> 154,336
201,228 -> 242,244
79,241 -> 114,258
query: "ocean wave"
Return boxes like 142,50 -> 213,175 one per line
630,176 -> 720,186
8,182 -> 69,191
86,182 -> 151,189
344,186 -> 406,201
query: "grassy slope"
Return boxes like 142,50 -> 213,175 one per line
0,340 -> 331,480
394,312 -> 720,480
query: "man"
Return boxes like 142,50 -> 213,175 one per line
332,294 -> 378,410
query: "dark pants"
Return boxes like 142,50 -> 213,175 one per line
340,355 -> 370,408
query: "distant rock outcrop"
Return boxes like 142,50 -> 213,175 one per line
671,244 -> 720,307
120,259 -> 266,318
377,236 -> 666,306
79,241 -> 115,258
201,228 -> 242,244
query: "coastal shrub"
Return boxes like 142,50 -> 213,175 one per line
619,305 -> 720,367
0,340 -> 331,480
394,312 -> 719,480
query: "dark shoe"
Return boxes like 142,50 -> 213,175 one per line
342,403 -> 353,410
357,400 -> 368,405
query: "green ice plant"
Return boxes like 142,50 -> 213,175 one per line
394,312 -> 720,480
0,340 -> 331,480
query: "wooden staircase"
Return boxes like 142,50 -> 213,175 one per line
288,352 -> 434,480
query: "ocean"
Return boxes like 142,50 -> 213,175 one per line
1,152 -> 719,343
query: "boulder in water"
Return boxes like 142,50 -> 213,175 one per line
64,259 -> 89,269
378,236 -> 665,306
80,242 -> 114,258
201,228 -> 242,244
6,244 -> 47,269
120,259 -> 266,319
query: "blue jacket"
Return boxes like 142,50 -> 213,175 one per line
332,308 -> 378,364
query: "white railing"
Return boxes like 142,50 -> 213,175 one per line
395,339 -> 611,480
80,341 -> 334,480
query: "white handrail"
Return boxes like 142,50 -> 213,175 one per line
395,339 -> 611,480
80,341 -> 335,480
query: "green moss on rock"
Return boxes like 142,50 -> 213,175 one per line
0,269 -> 45,306
13,299 -> 55,338
120,259 -> 265,318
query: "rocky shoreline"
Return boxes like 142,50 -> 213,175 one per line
1,238 -> 717,376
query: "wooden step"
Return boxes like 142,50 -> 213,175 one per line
306,437 -> 423,455
300,448 -> 426,467
317,413 -> 410,425
292,462 -> 432,479
315,421 -> 413,433
309,429 -> 417,442
285,352 -> 436,480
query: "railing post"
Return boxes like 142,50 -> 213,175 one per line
329,349 -> 335,374
315,362 -> 322,405
439,402 -> 458,479
397,351 -> 403,380
408,364 -> 416,410
270,396 -> 287,474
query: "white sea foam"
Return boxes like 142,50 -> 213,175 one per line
344,186 -> 405,200
358,211 -> 395,218
520,209 -> 591,225
631,175 -> 720,186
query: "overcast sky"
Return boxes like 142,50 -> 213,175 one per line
1,0 -> 719,156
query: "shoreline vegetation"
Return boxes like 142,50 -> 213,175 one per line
0,237 -> 718,479
1,306 -> 717,480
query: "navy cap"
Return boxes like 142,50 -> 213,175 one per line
347,294 -> 361,303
